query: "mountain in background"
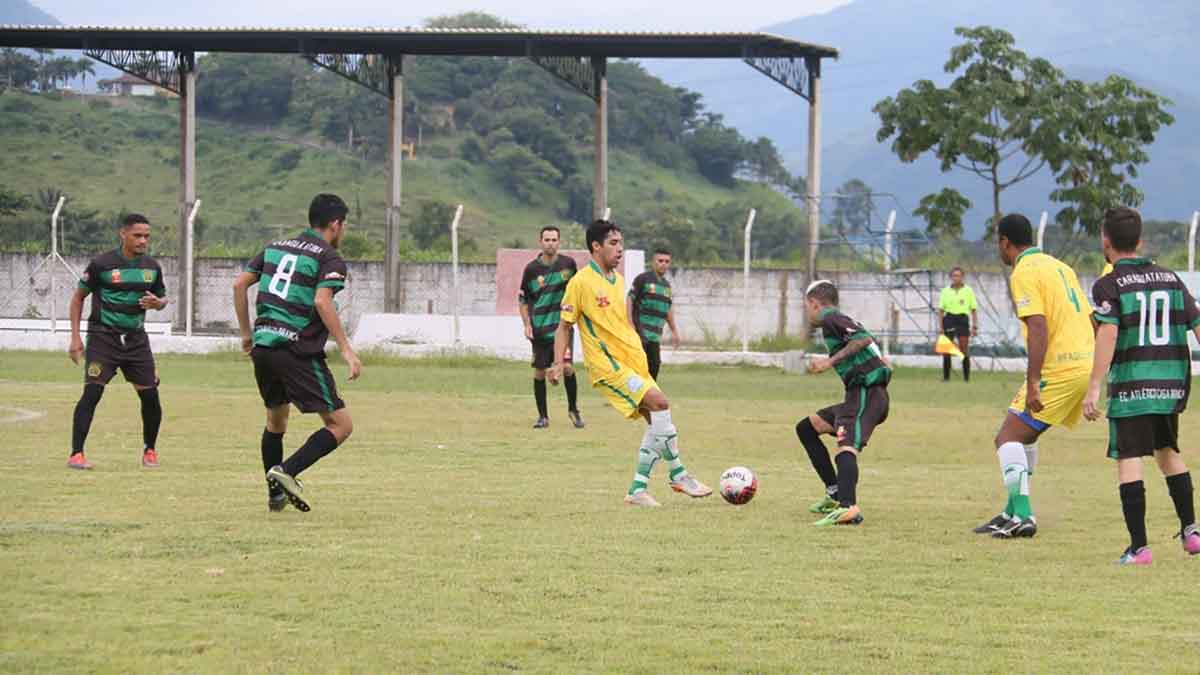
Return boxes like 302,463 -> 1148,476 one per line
647,0 -> 1200,236
1,0 -> 119,90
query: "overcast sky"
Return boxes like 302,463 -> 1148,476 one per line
34,0 -> 851,32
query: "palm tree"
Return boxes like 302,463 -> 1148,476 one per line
32,47 -> 51,91
75,57 -> 95,93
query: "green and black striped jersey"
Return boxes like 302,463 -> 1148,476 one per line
820,307 -> 891,388
247,229 -> 348,356
629,271 -> 673,344
1092,257 -> 1200,418
78,250 -> 166,333
519,254 -> 577,343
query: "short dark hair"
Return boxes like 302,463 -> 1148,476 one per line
949,265 -> 964,275
1102,207 -> 1142,253
996,213 -> 1034,247
539,226 -> 560,238
308,193 -> 348,228
653,247 -> 672,258
806,279 -> 838,306
585,219 -> 621,253
121,213 -> 150,228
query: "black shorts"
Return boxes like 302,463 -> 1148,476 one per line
251,347 -> 344,414
530,339 -> 572,369
1107,414 -> 1179,460
642,340 -> 661,379
84,330 -> 157,387
942,313 -> 970,339
817,384 -> 890,451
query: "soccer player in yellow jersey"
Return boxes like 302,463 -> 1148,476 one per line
973,214 -> 1095,539
548,220 -> 712,507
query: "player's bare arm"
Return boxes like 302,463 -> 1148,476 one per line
519,300 -> 534,341
971,308 -> 978,337
547,319 -> 572,385
232,270 -> 260,354
809,336 -> 871,374
667,307 -> 681,349
314,286 -> 361,381
68,287 -> 87,364
1083,323 -> 1118,421
1022,314 -> 1048,413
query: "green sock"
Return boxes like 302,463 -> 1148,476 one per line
1004,465 -> 1033,519
628,446 -> 658,495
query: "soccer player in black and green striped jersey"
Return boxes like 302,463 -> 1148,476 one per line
233,193 -> 362,512
1083,207 -> 1200,565
67,213 -> 168,470
628,248 -> 681,380
796,280 -> 892,526
519,226 -> 582,429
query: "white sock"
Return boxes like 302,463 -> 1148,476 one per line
998,441 -> 1030,503
1024,443 -> 1039,476
649,410 -> 687,480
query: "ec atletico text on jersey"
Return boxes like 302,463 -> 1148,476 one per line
1093,258 -> 1200,417
246,229 -> 348,356
519,255 -> 577,342
820,308 -> 891,388
78,250 -> 166,333
629,271 -> 673,343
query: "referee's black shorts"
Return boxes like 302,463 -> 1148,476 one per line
942,313 -> 970,339
251,346 -> 344,413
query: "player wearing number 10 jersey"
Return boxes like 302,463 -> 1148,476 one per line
973,214 -> 1095,539
233,193 -> 362,512
1083,207 -> 1200,565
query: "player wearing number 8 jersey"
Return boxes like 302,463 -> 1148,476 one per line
972,213 -> 1095,539
1083,207 -> 1200,564
233,193 -> 362,512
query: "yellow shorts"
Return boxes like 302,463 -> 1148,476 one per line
1008,370 -> 1090,430
594,366 -> 659,419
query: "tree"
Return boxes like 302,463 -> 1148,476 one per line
0,48 -> 38,90
913,188 -> 973,239
830,179 -> 873,237
411,200 -> 456,250
0,186 -> 31,216
75,57 -> 95,93
1047,76 -> 1173,234
492,143 -> 562,205
874,27 -> 1066,230
685,114 -> 746,187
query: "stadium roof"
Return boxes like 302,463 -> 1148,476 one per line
0,25 -> 838,60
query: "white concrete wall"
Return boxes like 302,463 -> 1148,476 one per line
2,252 -> 1103,345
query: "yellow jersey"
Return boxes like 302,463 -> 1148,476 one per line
1101,262 -> 1113,276
1009,247 -> 1094,376
560,260 -> 649,382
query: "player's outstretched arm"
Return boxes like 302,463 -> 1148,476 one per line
232,271 -> 259,355
314,286 -> 361,381
808,337 -> 871,374
1083,323 -> 1118,421
68,288 -> 87,364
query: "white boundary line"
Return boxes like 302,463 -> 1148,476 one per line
0,406 -> 46,424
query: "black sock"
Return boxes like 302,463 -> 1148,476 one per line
564,373 -> 579,412
1166,471 -> 1196,532
835,451 -> 859,507
137,388 -> 162,449
71,383 -> 105,455
796,418 -> 837,494
1120,480 -> 1148,551
281,428 -> 339,477
963,357 -> 971,382
942,355 -> 951,381
533,378 -> 548,418
262,429 -> 285,493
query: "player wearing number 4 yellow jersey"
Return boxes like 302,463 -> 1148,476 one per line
972,214 -> 1095,539
548,220 -> 711,506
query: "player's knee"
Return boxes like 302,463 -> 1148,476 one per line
136,386 -> 161,409
79,382 -> 105,407
796,417 -> 814,439
533,369 -> 546,380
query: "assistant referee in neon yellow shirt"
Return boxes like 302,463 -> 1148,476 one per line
938,266 -> 978,382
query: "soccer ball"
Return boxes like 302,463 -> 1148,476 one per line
719,466 -> 758,505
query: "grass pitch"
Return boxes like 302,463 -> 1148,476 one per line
2,350 -> 1198,673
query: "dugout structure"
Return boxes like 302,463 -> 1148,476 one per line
0,25 -> 838,331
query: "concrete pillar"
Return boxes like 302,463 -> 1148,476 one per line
592,56 -> 608,222
385,57 -> 404,313
177,53 -> 196,331
804,57 -> 822,295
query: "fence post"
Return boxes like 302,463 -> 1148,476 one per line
185,200 -> 202,337
1189,211 -> 1198,273
450,204 -> 464,345
1036,211 -> 1048,250
49,196 -> 65,334
741,209 -> 757,353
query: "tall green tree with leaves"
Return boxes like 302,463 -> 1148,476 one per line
874,27 -> 1066,234
830,178 -> 874,236
913,188 -> 972,239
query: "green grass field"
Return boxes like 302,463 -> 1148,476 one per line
2,350 -> 1199,673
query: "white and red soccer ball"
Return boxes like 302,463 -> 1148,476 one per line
719,466 -> 757,505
